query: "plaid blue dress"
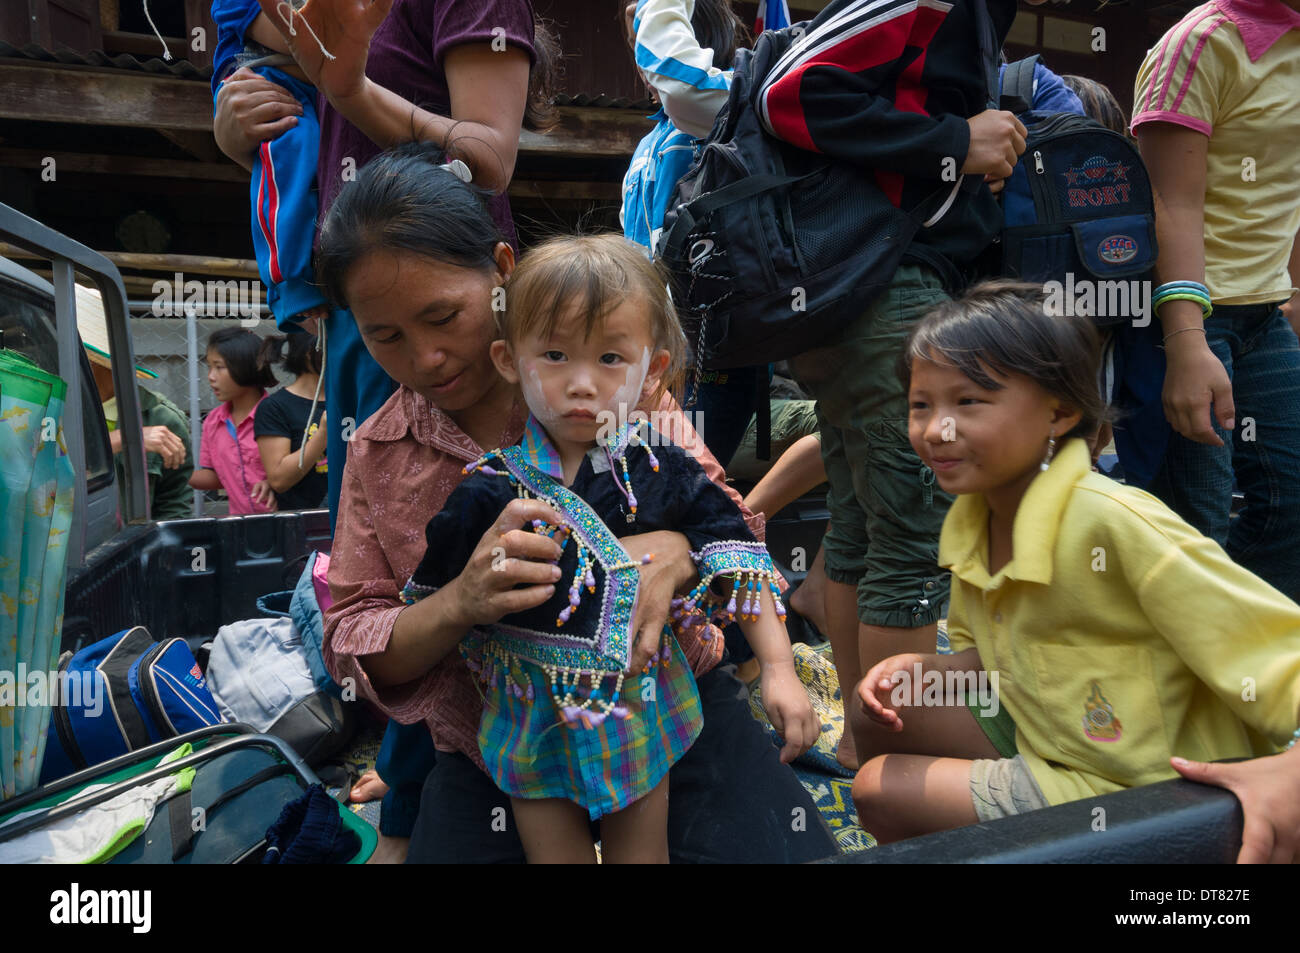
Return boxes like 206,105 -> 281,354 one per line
404,418 -> 776,819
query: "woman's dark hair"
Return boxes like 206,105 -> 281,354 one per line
622,0 -> 748,71
900,280 -> 1105,442
317,142 -> 504,310
206,327 -> 277,390
257,332 -> 321,379
1062,75 -> 1129,137
691,0 -> 748,70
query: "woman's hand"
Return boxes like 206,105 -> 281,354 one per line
442,498 -> 565,629
858,653 -> 930,731
760,659 -> 817,764
619,530 -> 695,675
257,0 -> 393,103
1161,332 -> 1235,446
213,67 -> 304,169
1172,745 -> 1300,864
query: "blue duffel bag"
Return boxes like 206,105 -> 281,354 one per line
40,626 -> 223,784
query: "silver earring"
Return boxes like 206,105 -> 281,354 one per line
1041,433 -> 1057,471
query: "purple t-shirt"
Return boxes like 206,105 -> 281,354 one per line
316,0 -> 537,248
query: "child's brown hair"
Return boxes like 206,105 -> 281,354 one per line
502,233 -> 687,400
900,280 -> 1106,442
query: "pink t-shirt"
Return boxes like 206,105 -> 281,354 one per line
199,395 -> 272,514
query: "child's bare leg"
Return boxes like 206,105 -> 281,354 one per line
598,775 -> 670,864
855,686 -> 1003,763
511,797 -> 598,864
788,544 -> 828,635
852,754 -> 978,844
824,577 -> 869,770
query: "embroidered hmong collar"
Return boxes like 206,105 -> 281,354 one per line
517,413 -> 660,486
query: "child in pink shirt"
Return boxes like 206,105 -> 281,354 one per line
190,328 -> 276,514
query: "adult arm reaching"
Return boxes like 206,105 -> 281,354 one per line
253,0 -> 528,192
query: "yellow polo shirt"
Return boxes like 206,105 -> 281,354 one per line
1132,0 -> 1300,305
941,439 -> 1300,806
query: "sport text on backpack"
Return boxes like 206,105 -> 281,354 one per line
997,55 -> 1158,325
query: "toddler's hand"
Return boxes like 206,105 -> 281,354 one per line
858,653 -> 928,732
761,660 -> 817,764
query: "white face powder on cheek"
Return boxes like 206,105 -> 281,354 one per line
519,358 -> 563,428
611,347 -> 651,416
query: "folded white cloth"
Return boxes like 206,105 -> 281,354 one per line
0,745 -> 194,864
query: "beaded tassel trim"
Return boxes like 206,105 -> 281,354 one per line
453,431 -> 663,675
681,539 -> 786,626
603,420 -> 660,523
461,628 -> 675,729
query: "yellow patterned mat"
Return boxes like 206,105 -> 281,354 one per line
747,642 -> 876,853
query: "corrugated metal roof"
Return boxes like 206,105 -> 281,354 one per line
0,41 -> 211,80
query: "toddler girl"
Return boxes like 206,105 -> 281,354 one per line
850,281 -> 1300,845
404,234 -> 816,863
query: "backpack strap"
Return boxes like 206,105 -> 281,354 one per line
1000,54 -> 1041,114
168,763 -> 295,861
755,372 -> 771,462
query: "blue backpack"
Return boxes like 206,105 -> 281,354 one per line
998,56 -> 1169,486
998,55 -> 1158,325
40,626 -> 223,784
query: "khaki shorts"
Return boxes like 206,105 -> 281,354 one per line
969,754 -> 1050,822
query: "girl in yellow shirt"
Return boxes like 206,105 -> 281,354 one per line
851,281 -> 1300,863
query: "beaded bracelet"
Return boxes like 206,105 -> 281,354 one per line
1288,727 -> 1300,750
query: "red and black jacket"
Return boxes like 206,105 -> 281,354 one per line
757,0 -> 1019,270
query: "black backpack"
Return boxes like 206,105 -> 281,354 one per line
657,1 -> 1004,378
996,55 -> 1158,325
658,29 -> 922,376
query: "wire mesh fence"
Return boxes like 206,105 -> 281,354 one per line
125,301 -> 299,518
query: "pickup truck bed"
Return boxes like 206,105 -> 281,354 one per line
61,510 -> 332,656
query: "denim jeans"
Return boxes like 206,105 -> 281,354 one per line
1148,303 -> 1300,600
404,665 -> 838,863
